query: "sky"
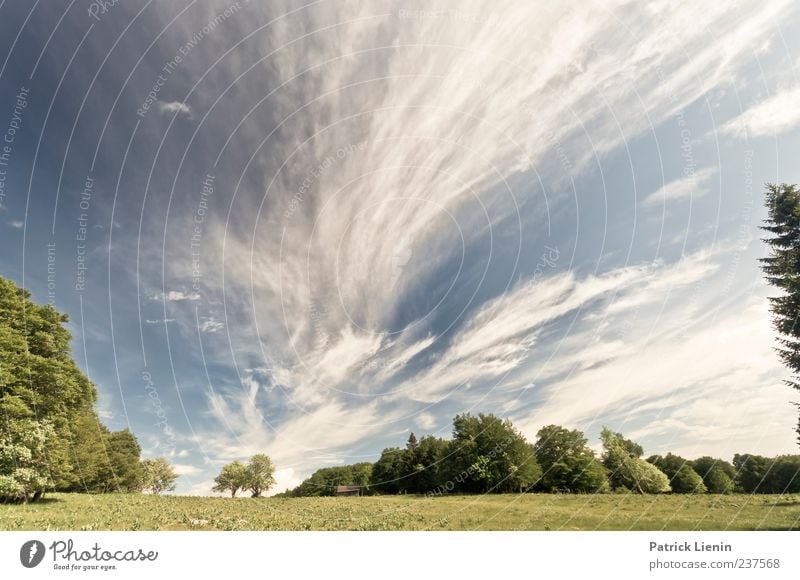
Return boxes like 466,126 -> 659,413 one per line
1,0 -> 799,496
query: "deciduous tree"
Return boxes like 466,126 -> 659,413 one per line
212,461 -> 249,497
647,453 -> 706,494
140,457 -> 178,495
601,428 -> 670,494
534,425 -> 609,493
245,454 -> 276,497
691,457 -> 735,494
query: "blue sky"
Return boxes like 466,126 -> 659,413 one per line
1,0 -> 800,495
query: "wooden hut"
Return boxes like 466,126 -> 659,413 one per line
335,485 -> 362,497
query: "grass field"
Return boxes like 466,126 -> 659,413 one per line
1,493 -> 799,531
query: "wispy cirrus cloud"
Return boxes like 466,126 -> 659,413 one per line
150,291 -> 200,302
722,86 -> 800,138
642,167 -> 718,206
124,0 -> 797,478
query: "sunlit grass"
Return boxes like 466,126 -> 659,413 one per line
1,493 -> 798,531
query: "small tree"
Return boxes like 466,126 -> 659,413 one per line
244,454 -> 276,497
601,428 -> 670,494
140,457 -> 178,495
212,461 -> 249,497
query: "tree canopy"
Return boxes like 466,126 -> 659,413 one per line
140,457 -> 178,495
0,275 -> 143,501
647,453 -> 706,494
601,428 -> 670,494
244,454 -> 276,497
691,457 -> 735,494
212,461 -> 249,497
534,425 -> 609,493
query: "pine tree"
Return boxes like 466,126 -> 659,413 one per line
761,183 -> 800,445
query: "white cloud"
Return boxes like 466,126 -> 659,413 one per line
191,0 -> 793,361
642,167 -> 718,206
184,479 -> 220,497
512,256 -> 795,459
397,265 -> 648,402
150,291 -> 200,302
143,0 -> 797,472
414,412 -> 438,430
145,318 -> 175,324
157,100 -> 192,118
268,467 -> 304,496
199,317 -> 224,333
8,220 -> 23,229
173,463 -> 202,476
722,86 -> 800,137
203,370 -> 390,471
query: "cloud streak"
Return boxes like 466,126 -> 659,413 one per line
642,167 -> 718,206
722,86 -> 800,138
114,0 -> 798,480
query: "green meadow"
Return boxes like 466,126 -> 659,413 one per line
1,493 -> 798,531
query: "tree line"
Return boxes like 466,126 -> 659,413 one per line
0,276 -> 178,502
279,414 -> 800,497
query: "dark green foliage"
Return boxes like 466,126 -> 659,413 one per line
447,413 -> 542,493
370,448 -> 406,494
692,457 -> 735,494
289,414 -> 541,496
647,454 -> 706,494
733,454 -> 774,493
733,454 -> 800,493
761,183 -> 800,444
704,467 -> 735,494
771,455 -> 800,493
288,462 -> 373,497
286,415 -> 799,498
105,430 -> 144,492
0,276 -> 142,501
400,434 -> 451,494
61,417 -> 143,493
533,425 -> 609,492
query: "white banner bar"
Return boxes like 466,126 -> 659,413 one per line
1,531 -> 798,579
